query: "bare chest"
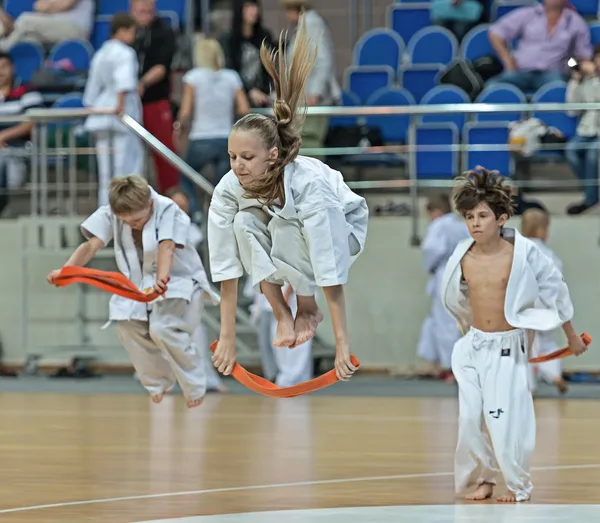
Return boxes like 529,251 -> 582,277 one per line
462,256 -> 511,295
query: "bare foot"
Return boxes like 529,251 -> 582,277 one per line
497,491 -> 521,503
151,392 -> 165,404
186,397 -> 204,408
465,483 -> 494,501
292,295 -> 324,347
272,313 -> 296,347
554,378 -> 568,395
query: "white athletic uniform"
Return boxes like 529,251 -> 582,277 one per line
441,228 -> 574,501
207,155 -> 369,296
417,212 -> 470,370
81,188 -> 217,402
83,39 -> 144,207
527,238 -> 565,391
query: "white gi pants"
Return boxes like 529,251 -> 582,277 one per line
257,309 -> 279,381
452,327 -> 535,502
233,208 -> 360,296
270,315 -> 313,387
527,331 -> 562,392
191,307 -> 224,392
115,292 -> 207,402
417,295 -> 461,370
95,131 -> 144,207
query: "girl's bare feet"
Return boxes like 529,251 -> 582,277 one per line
272,313 -> 296,347
186,397 -> 204,408
292,295 -> 324,347
465,482 -> 494,501
554,377 -> 568,395
151,392 -> 165,404
497,491 -> 519,503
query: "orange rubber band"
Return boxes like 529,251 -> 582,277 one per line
528,332 -> 592,363
209,340 -> 360,398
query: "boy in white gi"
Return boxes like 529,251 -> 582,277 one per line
441,168 -> 588,502
417,193 -> 469,381
167,187 -> 228,393
83,12 -> 144,207
47,175 -> 214,408
521,209 -> 568,396
208,16 -> 368,382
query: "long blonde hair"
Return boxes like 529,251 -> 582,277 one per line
232,14 -> 316,205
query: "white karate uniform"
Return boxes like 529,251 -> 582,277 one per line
417,213 -> 470,369
186,221 -> 224,392
207,155 -> 369,296
83,39 -> 144,207
527,238 -> 565,390
441,228 -> 574,501
81,188 -> 218,402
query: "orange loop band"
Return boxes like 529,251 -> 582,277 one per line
528,332 -> 592,363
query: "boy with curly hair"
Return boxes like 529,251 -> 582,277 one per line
440,167 -> 588,503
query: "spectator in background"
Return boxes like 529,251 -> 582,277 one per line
564,44 -> 600,215
0,51 -> 43,215
173,38 -> 250,217
221,0 -> 274,108
131,0 -> 179,194
280,0 -> 341,151
0,0 -> 94,51
488,0 -> 593,92
430,0 -> 484,41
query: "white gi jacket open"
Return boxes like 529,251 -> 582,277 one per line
207,155 -> 368,289
81,188 -> 218,323
440,228 -> 574,337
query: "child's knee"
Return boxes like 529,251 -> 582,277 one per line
233,208 -> 270,237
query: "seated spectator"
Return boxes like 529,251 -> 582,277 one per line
220,0 -> 274,108
173,38 -> 250,217
564,45 -> 600,215
430,0 -> 484,41
488,0 -> 593,92
0,52 -> 43,215
0,0 -> 94,51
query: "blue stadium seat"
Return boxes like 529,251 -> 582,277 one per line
407,26 -> 458,67
50,93 -> 85,129
91,18 -> 111,50
460,25 -> 495,62
475,83 -> 526,122
420,85 -> 470,132
399,65 -> 443,103
159,10 -> 180,30
97,0 -> 128,15
388,4 -> 431,50
49,40 -> 94,71
8,42 -> 43,83
463,122 -> 513,175
531,81 -> 577,140
412,122 -> 459,179
5,0 -> 35,18
156,0 -> 186,28
491,0 -> 535,21
591,22 -> 600,46
345,66 -> 394,104
353,28 -> 405,72
329,91 -> 361,129
365,87 -> 415,144
569,0 -> 599,16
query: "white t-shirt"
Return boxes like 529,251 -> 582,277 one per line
182,67 -> 243,140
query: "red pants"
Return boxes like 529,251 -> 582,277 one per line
142,99 -> 179,194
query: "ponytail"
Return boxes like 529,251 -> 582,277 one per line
231,15 -> 316,205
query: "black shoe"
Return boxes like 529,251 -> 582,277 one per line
566,202 -> 594,215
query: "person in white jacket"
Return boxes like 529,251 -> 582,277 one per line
441,168 -> 587,503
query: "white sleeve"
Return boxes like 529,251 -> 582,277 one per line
80,206 -> 114,246
114,49 -> 138,93
421,220 -> 447,274
157,204 -> 189,248
530,244 -> 574,323
83,57 -> 101,107
295,177 -> 351,287
207,181 -> 243,283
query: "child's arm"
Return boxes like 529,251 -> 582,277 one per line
212,278 -> 238,375
322,285 -> 357,381
47,236 -> 104,284
155,240 -> 175,293
155,204 -> 190,292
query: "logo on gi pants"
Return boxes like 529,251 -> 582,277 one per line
501,348 -> 511,357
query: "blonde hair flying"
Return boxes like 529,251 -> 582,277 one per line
232,14 -> 317,205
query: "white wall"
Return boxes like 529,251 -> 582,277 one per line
1,215 -> 599,371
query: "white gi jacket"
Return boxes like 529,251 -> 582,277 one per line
83,39 -> 142,133
440,228 -> 574,336
208,155 -> 369,287
81,188 -> 217,322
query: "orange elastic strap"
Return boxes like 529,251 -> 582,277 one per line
209,340 -> 360,398
528,332 -> 592,363
53,266 -> 163,303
